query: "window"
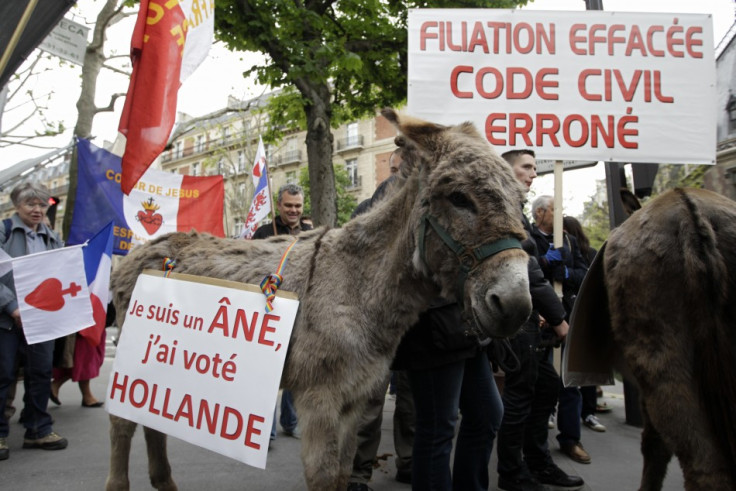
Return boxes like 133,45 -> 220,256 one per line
346,122 -> 359,146
191,162 -> 200,176
286,171 -> 297,184
195,135 -> 204,152
223,126 -> 231,142
233,221 -> 244,238
238,151 -> 246,173
217,158 -> 225,175
174,141 -> 183,159
728,95 -> 736,132
346,158 -> 359,187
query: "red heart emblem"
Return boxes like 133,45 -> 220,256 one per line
25,278 -> 82,312
137,209 -> 164,235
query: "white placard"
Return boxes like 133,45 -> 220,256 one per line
408,9 -> 716,165
106,271 -> 299,469
39,17 -> 90,66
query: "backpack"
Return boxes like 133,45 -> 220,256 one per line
1,218 -> 10,246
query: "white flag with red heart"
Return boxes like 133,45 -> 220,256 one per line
5,246 -> 94,344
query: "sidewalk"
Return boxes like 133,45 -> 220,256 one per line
2,344 -> 685,490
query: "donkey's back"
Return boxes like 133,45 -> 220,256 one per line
604,188 -> 736,490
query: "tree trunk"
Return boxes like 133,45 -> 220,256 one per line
62,0 -> 120,238
301,82 -> 337,228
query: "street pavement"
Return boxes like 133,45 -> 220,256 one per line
2,331 -> 686,490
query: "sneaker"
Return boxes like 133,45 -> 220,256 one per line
22,432 -> 68,450
584,414 -> 606,432
561,442 -> 591,464
282,426 -> 301,439
531,464 -> 584,490
0,437 -> 8,460
498,472 -> 547,491
346,483 -> 372,491
548,414 -> 556,429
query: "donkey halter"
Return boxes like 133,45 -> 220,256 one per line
418,214 -> 522,308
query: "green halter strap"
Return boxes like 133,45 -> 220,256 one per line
417,214 -> 522,307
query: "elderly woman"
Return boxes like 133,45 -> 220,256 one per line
0,182 -> 67,461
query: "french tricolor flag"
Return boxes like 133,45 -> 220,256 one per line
240,137 -> 272,239
79,222 -> 114,346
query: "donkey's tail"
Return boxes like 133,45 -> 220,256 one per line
676,188 -> 736,483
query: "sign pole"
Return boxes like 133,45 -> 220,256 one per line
553,160 -> 564,373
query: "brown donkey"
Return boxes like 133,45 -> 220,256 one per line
105,109 -> 532,490
575,188 -> 736,490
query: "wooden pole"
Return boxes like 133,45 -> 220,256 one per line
266,165 -> 278,236
553,160 -> 564,373
0,0 -> 40,78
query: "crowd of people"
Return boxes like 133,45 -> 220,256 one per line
0,146 -> 608,491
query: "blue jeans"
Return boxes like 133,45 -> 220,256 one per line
555,343 -> 582,447
556,381 -> 582,447
279,389 -> 298,432
408,350 -> 503,491
0,325 -> 55,439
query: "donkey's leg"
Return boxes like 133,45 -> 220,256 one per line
143,426 -> 177,491
105,415 -> 137,491
298,391 -> 347,491
336,400 -> 363,490
638,401 -> 672,491
637,381 -> 731,490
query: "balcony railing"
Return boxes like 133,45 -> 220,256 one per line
272,150 -> 302,166
336,135 -> 364,152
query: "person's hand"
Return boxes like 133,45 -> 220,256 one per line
544,246 -> 562,264
11,308 -> 22,327
551,320 -> 569,339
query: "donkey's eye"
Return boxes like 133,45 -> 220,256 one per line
448,192 -> 476,212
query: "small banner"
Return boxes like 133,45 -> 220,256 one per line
106,271 -> 299,468
69,138 -> 225,255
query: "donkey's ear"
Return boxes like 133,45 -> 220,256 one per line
620,188 -> 642,216
381,108 -> 447,154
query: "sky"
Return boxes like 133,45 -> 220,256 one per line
1,0 -> 734,216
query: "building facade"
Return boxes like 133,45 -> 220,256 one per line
157,95 -> 399,237
704,21 -> 736,200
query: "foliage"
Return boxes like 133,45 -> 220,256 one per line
652,164 -> 706,194
298,165 -> 357,227
579,197 -> 610,252
214,0 -> 528,225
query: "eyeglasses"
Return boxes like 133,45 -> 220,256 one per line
21,201 -> 49,210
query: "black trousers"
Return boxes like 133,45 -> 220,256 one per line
496,324 -> 559,478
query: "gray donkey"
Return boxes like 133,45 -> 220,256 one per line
105,108 -> 533,491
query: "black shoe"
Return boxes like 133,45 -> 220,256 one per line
346,483 -> 372,491
498,472 -> 547,491
0,437 -> 8,460
531,464 -> 584,489
395,468 -> 411,484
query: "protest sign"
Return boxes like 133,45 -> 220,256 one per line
408,9 -> 716,164
106,271 -> 299,468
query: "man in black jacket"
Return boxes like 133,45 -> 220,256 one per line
529,195 -> 592,464
253,183 -> 312,239
252,183 -> 312,441
495,150 -> 584,491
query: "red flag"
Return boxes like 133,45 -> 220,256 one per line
118,0 -> 214,194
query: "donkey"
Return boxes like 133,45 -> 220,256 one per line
581,188 -> 736,490
105,108 -> 533,491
